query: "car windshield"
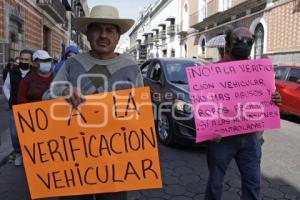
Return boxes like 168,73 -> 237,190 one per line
164,60 -> 201,84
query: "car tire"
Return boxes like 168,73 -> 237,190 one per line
156,112 -> 174,145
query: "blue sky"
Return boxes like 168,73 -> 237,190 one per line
87,0 -> 158,20
87,0 -> 159,50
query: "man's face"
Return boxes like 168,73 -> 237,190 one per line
87,23 -> 120,55
19,53 -> 32,64
228,27 -> 254,60
230,28 -> 254,46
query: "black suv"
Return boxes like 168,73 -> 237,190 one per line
140,58 -> 207,145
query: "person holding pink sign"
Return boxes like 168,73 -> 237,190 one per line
205,27 -> 281,200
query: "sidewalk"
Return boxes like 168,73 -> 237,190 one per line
0,128 -> 13,166
0,96 -> 13,166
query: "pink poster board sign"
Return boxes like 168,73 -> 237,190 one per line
186,59 -> 280,143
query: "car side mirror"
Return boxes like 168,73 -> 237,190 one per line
297,79 -> 300,84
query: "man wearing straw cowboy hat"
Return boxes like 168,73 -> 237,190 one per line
44,5 -> 143,200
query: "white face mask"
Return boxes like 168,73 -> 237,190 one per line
39,62 -> 52,73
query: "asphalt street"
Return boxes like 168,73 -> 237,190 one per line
0,99 -> 299,200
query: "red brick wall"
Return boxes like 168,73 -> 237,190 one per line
51,29 -> 66,56
0,0 -> 68,56
22,1 -> 42,49
264,1 -> 300,52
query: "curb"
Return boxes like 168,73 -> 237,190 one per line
0,128 -> 14,167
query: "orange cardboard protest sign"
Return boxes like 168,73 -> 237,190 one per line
13,87 -> 162,199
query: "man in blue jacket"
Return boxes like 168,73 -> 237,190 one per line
54,45 -> 79,74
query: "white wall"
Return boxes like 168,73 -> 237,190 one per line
129,0 -> 184,59
150,0 -> 181,58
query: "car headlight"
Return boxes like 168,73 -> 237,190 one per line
174,99 -> 193,114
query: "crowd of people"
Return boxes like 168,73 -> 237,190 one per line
1,4 -> 281,200
2,47 -> 78,165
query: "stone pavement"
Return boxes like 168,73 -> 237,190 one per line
0,98 -> 13,166
0,128 -> 13,166
0,102 -> 299,200
1,141 -> 299,200
129,142 -> 300,200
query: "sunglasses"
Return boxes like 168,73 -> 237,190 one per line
232,35 -> 255,46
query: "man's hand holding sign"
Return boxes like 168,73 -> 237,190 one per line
197,27 -> 281,200
186,58 -> 281,142
12,87 -> 162,199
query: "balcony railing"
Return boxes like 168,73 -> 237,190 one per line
148,36 -> 154,44
37,0 -> 66,23
142,40 -> 148,46
136,43 -> 141,49
153,35 -> 159,43
159,30 -> 167,39
161,39 -> 167,47
167,25 -> 176,35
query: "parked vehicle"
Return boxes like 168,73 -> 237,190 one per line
140,58 -> 207,145
274,66 -> 300,117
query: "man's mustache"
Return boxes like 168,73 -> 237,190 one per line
96,38 -> 110,45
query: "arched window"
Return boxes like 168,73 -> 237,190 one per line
254,23 -> 264,59
184,3 -> 188,12
201,39 -> 206,54
182,2 -> 189,31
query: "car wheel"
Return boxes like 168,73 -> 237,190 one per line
157,113 -> 174,145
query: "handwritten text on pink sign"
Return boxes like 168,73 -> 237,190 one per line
186,59 -> 280,143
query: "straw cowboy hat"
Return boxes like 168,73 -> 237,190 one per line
73,5 -> 135,35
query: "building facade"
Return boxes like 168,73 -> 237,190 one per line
178,0 -> 199,59
128,0 -> 208,63
128,0 -> 300,65
69,0 -> 90,51
0,0 -> 89,95
191,0 -> 300,64
129,0 -> 187,64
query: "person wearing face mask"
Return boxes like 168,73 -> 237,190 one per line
53,45 -> 79,75
17,50 -> 54,104
205,27 -> 281,200
2,49 -> 33,166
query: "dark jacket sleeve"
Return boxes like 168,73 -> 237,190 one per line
2,68 -> 8,82
17,79 -> 29,104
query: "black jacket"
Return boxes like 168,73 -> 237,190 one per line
8,67 -> 31,108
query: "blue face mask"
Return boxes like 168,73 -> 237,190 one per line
39,62 -> 52,73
